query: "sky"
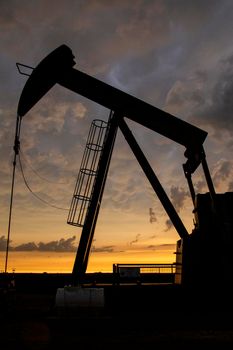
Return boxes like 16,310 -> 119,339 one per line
1,0 -> 233,272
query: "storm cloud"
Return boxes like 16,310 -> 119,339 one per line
1,1 -> 233,259
213,159 -> 233,187
199,55 -> 233,131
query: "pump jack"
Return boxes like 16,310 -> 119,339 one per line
17,45 -> 233,291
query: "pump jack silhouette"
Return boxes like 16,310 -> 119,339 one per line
17,45 -> 233,289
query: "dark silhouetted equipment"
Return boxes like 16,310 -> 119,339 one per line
17,45 -> 233,290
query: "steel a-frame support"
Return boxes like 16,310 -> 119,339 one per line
119,118 -> 189,240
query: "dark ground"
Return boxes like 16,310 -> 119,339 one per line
1,273 -> 233,349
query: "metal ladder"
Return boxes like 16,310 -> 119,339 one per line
67,118 -> 109,227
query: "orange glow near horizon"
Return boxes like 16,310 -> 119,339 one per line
0,248 -> 176,273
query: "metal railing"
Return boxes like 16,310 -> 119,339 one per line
113,263 -> 177,274
112,263 -> 177,285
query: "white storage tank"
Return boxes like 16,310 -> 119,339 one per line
55,286 -> 105,316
